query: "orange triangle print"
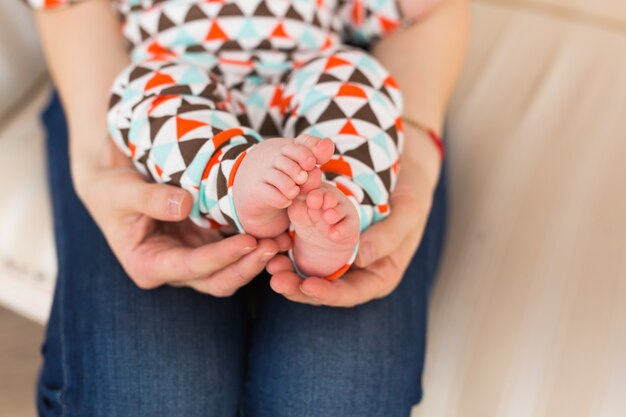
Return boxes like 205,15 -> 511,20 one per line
271,22 -> 290,39
379,16 -> 399,33
321,36 -> 333,50
339,120 -> 358,135
384,75 -> 399,89
206,22 -> 228,41
325,56 -> 351,71
337,84 -> 367,98
147,41 -> 175,58
176,116 -> 207,140
352,0 -> 364,24
270,87 -> 283,107
145,72 -> 175,91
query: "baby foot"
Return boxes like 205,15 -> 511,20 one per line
288,182 -> 360,279
233,135 -> 335,238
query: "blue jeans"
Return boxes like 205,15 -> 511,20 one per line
37,92 -> 447,417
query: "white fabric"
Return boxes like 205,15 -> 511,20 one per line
0,1 -> 46,121
0,83 -> 55,324
414,1 -> 626,416
0,2 -> 53,323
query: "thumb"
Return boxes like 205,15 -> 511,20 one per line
355,199 -> 427,268
117,179 -> 193,222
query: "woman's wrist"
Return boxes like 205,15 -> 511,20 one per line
402,122 -> 443,194
67,127 -> 114,199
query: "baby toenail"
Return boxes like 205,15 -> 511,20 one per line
296,171 -> 308,184
306,156 -> 316,166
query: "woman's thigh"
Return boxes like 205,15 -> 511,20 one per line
244,169 -> 447,417
37,93 -> 250,417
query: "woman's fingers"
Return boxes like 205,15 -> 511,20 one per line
126,233 -> 259,288
114,179 -> 193,222
269,232 -> 422,307
193,239 -> 280,297
270,271 -> 321,305
266,254 -> 293,275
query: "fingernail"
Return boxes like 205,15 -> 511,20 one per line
260,252 -> 277,262
240,246 -> 256,255
168,192 -> 185,217
359,242 -> 375,266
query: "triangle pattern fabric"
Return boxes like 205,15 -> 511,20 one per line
102,0 -> 406,245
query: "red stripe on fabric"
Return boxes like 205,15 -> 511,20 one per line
324,263 -> 351,281
227,150 -> 248,188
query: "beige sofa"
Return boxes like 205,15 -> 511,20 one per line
0,1 -> 55,323
1,1 -> 625,416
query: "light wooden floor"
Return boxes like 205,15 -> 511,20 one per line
0,306 -> 42,417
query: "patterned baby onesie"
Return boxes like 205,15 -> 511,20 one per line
27,0 -> 408,279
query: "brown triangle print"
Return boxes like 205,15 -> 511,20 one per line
317,73 -> 342,84
148,116 -> 171,142
344,142 -> 374,169
109,93 -> 121,109
158,13 -> 176,31
317,101 -> 347,123
258,114 -> 280,137
253,2 -> 274,17
179,139 -> 209,166
161,85 -> 193,96
349,69 -> 373,88
166,170 -> 184,186
178,101 -> 214,115
294,117 -> 311,135
186,44 -> 207,53
352,103 -> 379,126
385,125 -> 399,145
217,40 -> 244,52
119,128 -> 130,147
377,167 -> 392,191
185,4 -> 207,22
218,3 -> 244,17
257,39 -> 273,50
285,5 -> 303,21
139,26 -> 151,42
129,66 -> 152,82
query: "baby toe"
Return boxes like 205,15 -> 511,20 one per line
323,205 -> 347,225
305,189 -> 325,210
295,134 -> 335,165
274,155 -> 308,185
282,143 -> 317,171
328,219 -> 351,242
299,167 -> 322,194
322,191 -> 340,210
266,170 -> 300,200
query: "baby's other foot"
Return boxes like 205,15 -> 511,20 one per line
233,135 -> 334,238
288,183 -> 360,279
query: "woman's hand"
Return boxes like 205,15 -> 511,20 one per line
73,139 -> 290,297
267,0 -> 470,306
266,125 -> 442,306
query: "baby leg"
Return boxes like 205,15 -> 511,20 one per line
281,48 -> 403,279
108,58 -> 333,237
